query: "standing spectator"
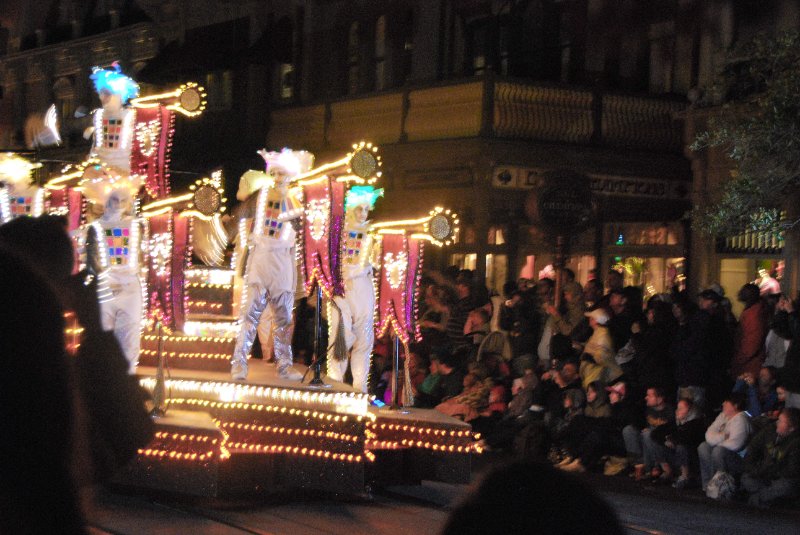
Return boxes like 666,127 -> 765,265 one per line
698,392 -> 752,492
633,299 -> 676,402
699,287 -> 735,411
579,308 -> 623,389
535,278 -> 556,370
607,289 -> 634,353
596,269 -> 624,310
731,283 -> 769,379
419,284 -> 451,355
584,278 -> 604,309
445,273 -> 475,353
671,298 -> 710,410
771,294 -> 800,409
546,281 -> 586,341
740,408 -> 800,507
499,281 -> 538,374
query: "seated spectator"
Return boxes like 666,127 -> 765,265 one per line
415,355 -> 441,402
464,307 -> 491,352
628,386 -> 675,481
698,392 -> 752,492
436,364 -> 491,422
732,366 -> 779,419
580,308 -> 623,389
741,408 -> 800,507
414,352 -> 465,408
558,382 -> 630,474
405,345 -> 430,402
440,460 -> 625,535
650,398 -> 706,489
556,382 -> 610,471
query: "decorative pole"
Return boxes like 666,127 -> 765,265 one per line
309,283 -> 325,386
150,316 -> 167,417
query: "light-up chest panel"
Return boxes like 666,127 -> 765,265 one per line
263,199 -> 286,238
102,117 -> 124,149
105,227 -> 131,265
343,230 -> 373,269
9,196 -> 33,217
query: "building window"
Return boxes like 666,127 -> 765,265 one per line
204,70 -> 233,111
486,254 -> 508,295
450,253 -> 477,271
348,22 -> 360,94
610,256 -> 686,297
374,15 -> 386,91
649,21 -> 675,94
53,77 -> 75,127
279,63 -> 294,100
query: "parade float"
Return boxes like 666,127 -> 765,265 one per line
37,65 -> 478,498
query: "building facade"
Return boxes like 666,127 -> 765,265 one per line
2,0 -> 799,302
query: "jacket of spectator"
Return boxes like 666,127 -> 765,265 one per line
743,422 -> 800,481
731,298 -> 769,378
705,410 -> 751,452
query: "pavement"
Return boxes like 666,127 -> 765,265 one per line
85,452 -> 800,535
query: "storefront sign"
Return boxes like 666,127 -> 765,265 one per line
494,166 -> 687,200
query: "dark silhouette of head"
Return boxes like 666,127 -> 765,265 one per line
440,460 -> 625,535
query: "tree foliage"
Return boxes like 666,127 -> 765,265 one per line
691,30 -> 800,237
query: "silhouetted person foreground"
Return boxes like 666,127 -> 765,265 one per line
440,459 -> 625,535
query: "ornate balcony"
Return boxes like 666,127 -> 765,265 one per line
268,75 -> 686,153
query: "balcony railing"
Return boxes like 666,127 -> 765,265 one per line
268,74 -> 686,153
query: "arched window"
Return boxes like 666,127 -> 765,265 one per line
347,21 -> 360,94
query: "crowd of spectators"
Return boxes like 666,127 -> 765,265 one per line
399,265 -> 800,509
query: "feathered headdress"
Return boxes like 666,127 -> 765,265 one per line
345,185 -> 384,211
90,62 -> 140,104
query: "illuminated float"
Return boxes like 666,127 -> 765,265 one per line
116,141 -> 478,497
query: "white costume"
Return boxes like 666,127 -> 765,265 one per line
81,176 -> 144,373
0,154 -> 45,224
327,186 -> 382,393
231,149 -> 312,381
84,64 -> 139,177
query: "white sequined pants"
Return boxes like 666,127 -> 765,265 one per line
327,272 -> 375,393
100,272 -> 143,374
231,240 -> 295,378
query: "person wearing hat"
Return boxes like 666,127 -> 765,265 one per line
579,308 -> 623,389
79,170 -> 144,373
230,148 -> 313,381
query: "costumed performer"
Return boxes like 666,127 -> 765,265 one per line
231,148 -> 313,381
327,185 -> 383,393
0,153 -> 45,224
79,170 -> 144,373
84,62 -> 139,175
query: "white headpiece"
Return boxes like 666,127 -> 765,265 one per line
78,165 -> 142,205
257,148 -> 314,178
0,153 -> 41,187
